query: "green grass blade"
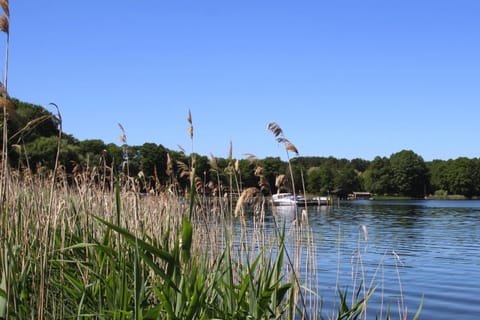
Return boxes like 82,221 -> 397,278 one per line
181,217 -> 193,262
95,216 -> 175,265
0,274 -> 6,319
413,295 -> 424,320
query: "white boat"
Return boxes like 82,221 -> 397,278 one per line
272,193 -> 318,207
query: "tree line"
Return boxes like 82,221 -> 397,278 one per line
3,98 -> 480,198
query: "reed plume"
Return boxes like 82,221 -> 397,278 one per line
267,121 -> 299,195
234,186 -> 259,216
187,109 -> 193,140
118,123 -> 130,179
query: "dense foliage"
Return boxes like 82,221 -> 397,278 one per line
4,98 -> 480,198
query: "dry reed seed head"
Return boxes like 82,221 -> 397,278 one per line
176,160 -> 190,178
258,176 -> 269,190
166,153 -> 173,176
209,153 -> 218,171
71,161 -> 83,175
118,122 -> 125,133
187,110 -> 192,124
0,14 -> 8,33
118,123 -> 127,143
234,187 -> 259,215
121,161 -> 128,173
194,176 -> 203,192
235,159 -> 240,173
0,0 -> 9,17
207,181 -> 215,189
285,143 -> 299,155
188,125 -> 193,139
267,122 -> 283,137
275,174 -> 288,188
254,165 -> 264,176
276,137 -> 290,144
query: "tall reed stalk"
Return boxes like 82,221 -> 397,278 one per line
0,3 -> 10,318
0,0 -> 9,208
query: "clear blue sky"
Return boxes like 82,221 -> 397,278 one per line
5,1 -> 480,161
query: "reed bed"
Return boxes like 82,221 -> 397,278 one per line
0,167 -> 425,319
0,170 -> 292,319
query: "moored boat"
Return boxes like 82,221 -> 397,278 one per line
272,193 -> 320,207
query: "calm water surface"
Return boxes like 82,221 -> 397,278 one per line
244,200 -> 480,319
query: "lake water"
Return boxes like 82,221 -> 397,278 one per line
245,200 -> 480,319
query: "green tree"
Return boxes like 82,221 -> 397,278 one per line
77,139 -> 107,167
306,167 -> 322,194
390,150 -> 428,197
445,157 -> 480,198
306,164 -> 334,195
23,136 -> 81,174
364,156 -> 393,195
104,143 -> 123,172
138,143 -> 168,181
350,158 -> 370,173
427,159 -> 449,194
334,165 -> 361,195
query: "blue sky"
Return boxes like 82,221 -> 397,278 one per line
4,1 -> 480,161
